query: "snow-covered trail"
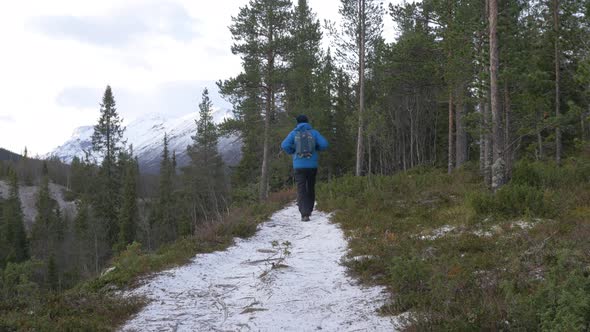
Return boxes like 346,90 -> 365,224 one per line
121,204 -> 398,332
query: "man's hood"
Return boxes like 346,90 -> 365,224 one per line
295,123 -> 312,131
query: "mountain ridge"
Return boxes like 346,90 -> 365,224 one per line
46,109 -> 241,174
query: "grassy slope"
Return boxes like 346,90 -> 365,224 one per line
317,147 -> 590,330
0,190 -> 295,331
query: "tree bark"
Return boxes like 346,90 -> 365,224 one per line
537,127 -> 544,160
448,91 -> 454,174
489,0 -> 504,190
479,101 -> 485,175
355,0 -> 366,176
455,87 -> 467,168
260,27 -> 274,200
553,0 -> 561,164
504,81 -> 512,178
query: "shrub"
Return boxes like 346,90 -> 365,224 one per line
388,256 -> 432,312
61,189 -> 78,202
470,184 -> 557,218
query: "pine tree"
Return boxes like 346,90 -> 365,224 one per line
285,0 -> 322,116
30,162 -> 57,261
184,89 -> 228,226
218,57 -> 264,190
47,254 -> 59,291
116,152 -> 139,251
92,85 -> 125,171
69,156 -> 86,194
1,170 -> 29,265
489,0 -> 505,190
91,85 -> 126,246
74,195 -> 100,276
221,0 -> 293,200
155,134 -> 176,245
335,0 -> 384,176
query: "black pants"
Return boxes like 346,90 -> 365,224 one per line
295,168 -> 317,217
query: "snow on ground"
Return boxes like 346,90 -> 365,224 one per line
121,204 -> 398,332
0,180 -> 76,229
419,225 -> 456,240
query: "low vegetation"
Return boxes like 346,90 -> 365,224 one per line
317,146 -> 590,330
0,189 -> 294,331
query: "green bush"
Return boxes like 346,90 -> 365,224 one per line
470,184 -> 556,218
495,184 -> 546,217
511,159 -> 590,189
0,260 -> 42,310
511,161 -> 544,188
503,249 -> 590,331
61,189 -> 78,202
388,256 -> 432,312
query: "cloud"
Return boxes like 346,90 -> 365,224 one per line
0,115 -> 15,123
32,1 -> 199,48
56,81 -> 232,122
56,86 -> 103,109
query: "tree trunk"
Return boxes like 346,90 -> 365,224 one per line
355,0 -> 366,177
455,87 -> 467,168
260,91 -> 271,201
260,25 -> 275,200
489,0 -> 504,190
582,112 -> 587,140
553,0 -> 561,164
537,127 -> 544,160
504,81 -> 512,178
448,91 -> 454,174
94,229 -> 99,275
479,101 -> 485,175
368,133 -> 372,176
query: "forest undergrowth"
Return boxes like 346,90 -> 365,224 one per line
317,145 -> 590,331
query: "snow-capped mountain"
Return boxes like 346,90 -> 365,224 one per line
47,109 -> 242,174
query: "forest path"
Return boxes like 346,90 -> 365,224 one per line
121,203 -> 398,332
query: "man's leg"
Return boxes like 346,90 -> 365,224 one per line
306,168 -> 318,216
294,169 -> 307,217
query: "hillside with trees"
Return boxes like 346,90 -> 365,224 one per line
0,0 -> 589,330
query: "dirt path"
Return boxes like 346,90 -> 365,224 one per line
121,204 -> 398,331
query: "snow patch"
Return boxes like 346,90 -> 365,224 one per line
419,225 -> 456,240
512,220 -> 535,230
121,204 -> 398,331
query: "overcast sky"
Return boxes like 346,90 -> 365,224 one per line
0,0 -> 402,156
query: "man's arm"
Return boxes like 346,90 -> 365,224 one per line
315,131 -> 329,151
281,131 -> 296,154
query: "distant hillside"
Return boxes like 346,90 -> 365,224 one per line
0,180 -> 77,230
46,111 -> 242,174
0,148 -> 21,161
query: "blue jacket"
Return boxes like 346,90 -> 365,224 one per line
281,123 -> 329,169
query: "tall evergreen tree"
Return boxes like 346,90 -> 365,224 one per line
221,0 -> 293,200
335,0 -> 384,176
285,0 -> 323,116
73,194 -> 101,276
91,86 -> 125,172
489,0 -> 505,190
154,134 -> 176,245
1,170 -> 29,265
116,152 -> 139,251
184,89 -> 228,227
30,162 -> 58,261
91,85 -> 125,246
218,57 -> 264,190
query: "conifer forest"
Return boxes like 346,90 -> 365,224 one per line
1,0 -> 590,330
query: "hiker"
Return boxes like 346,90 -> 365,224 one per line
281,115 -> 329,221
